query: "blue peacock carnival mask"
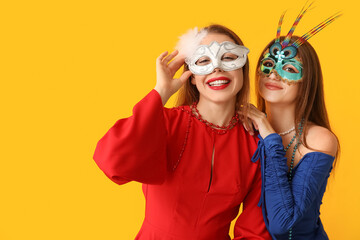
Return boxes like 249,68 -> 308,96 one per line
260,44 -> 303,83
258,3 -> 341,84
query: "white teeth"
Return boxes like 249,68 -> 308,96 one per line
208,80 -> 230,86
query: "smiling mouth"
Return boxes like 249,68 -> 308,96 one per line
265,83 -> 282,90
206,77 -> 231,90
208,80 -> 230,86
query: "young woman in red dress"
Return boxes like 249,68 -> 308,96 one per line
93,24 -> 270,240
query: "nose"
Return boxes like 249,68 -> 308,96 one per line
212,67 -> 224,73
268,70 -> 281,81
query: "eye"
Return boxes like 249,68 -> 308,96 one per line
282,64 -> 299,73
221,53 -> 238,62
195,56 -> 211,66
262,59 -> 274,68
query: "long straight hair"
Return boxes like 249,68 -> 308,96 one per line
176,24 -> 250,117
255,36 -> 340,166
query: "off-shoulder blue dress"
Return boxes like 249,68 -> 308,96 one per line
252,133 -> 335,240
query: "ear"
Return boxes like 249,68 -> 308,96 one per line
256,68 -> 261,76
190,75 -> 196,85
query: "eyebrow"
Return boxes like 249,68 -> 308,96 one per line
262,56 -> 277,61
283,59 -> 303,68
282,59 -> 303,66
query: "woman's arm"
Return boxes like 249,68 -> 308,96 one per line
93,90 -> 169,185
93,51 -> 191,185
243,105 -> 337,235
154,50 -> 192,105
260,133 -> 335,234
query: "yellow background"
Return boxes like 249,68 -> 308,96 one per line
0,0 -> 359,239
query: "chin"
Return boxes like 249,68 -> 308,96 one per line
260,92 -> 283,104
205,92 -> 238,104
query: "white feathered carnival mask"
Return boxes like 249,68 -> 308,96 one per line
176,27 -> 249,75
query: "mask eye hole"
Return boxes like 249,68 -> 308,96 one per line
195,56 -> 211,66
281,46 -> 297,59
271,48 -> 280,56
282,64 -> 299,73
221,53 -> 238,62
262,59 -> 275,68
283,50 -> 291,57
269,42 -> 282,56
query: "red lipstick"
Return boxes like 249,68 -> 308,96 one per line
206,77 -> 231,90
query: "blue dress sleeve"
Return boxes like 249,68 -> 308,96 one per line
252,133 -> 335,236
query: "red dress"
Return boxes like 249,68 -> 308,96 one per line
93,90 -> 271,240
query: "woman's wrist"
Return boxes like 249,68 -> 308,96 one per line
258,120 -> 276,139
154,86 -> 171,106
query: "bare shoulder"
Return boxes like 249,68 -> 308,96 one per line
301,124 -> 338,157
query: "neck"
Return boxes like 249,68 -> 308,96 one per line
265,102 -> 296,133
196,98 -> 236,126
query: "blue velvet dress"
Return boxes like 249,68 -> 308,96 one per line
251,133 -> 334,240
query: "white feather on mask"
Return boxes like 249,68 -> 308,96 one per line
175,27 -> 208,60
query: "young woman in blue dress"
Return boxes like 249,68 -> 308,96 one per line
242,6 -> 341,240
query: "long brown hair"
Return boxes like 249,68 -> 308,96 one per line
176,24 -> 250,116
255,36 -> 340,166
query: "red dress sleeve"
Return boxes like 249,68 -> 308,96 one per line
93,90 -> 169,185
233,156 -> 271,240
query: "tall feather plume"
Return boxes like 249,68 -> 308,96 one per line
292,13 -> 342,48
175,27 -> 208,59
282,2 -> 314,47
276,11 -> 286,42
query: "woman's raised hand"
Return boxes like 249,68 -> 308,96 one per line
154,50 -> 192,105
240,104 -> 275,139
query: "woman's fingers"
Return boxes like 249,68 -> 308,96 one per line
178,70 -> 192,84
242,122 -> 249,133
240,103 -> 268,135
242,105 -> 257,121
244,119 -> 255,135
157,50 -> 186,78
157,51 -> 169,64
253,121 -> 259,130
168,55 -> 186,74
239,109 -> 256,135
246,104 -> 275,138
248,104 -> 266,120
163,50 -> 179,64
